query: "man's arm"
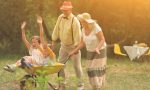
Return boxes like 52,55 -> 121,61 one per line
72,17 -> 82,46
51,15 -> 62,49
52,15 -> 62,43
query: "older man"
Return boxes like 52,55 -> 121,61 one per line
52,1 -> 84,90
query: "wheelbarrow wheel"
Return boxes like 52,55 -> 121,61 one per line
20,74 -> 37,90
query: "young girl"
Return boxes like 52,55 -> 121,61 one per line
4,16 -> 56,72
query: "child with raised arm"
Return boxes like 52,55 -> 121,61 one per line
4,16 -> 56,72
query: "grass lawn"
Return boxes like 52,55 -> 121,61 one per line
0,56 -> 150,90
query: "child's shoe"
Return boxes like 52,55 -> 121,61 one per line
3,64 -> 16,72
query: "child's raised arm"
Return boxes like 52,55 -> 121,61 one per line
37,16 -> 56,60
47,46 -> 56,60
37,16 -> 44,44
21,21 -> 31,50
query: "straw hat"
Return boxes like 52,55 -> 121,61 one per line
77,13 -> 95,23
60,1 -> 73,10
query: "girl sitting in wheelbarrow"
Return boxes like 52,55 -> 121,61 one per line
4,16 -> 56,72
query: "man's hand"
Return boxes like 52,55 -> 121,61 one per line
69,50 -> 79,57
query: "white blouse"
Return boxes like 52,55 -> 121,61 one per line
29,47 -> 50,65
82,23 -> 106,52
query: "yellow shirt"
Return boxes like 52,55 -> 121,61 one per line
38,46 -> 56,60
52,13 -> 81,46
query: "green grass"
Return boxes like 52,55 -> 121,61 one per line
0,56 -> 150,90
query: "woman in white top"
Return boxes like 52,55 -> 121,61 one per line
4,16 -> 56,72
69,13 -> 107,90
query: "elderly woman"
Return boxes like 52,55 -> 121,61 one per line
69,13 -> 107,90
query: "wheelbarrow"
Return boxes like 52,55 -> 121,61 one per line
20,56 -> 70,90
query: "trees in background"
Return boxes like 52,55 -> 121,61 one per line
0,0 -> 150,55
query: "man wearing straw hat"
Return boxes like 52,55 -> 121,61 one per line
52,1 -> 84,90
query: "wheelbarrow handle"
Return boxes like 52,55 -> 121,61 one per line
63,55 -> 71,64
63,52 -> 79,64
57,55 -> 71,77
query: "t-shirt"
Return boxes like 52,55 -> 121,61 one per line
82,23 -> 106,52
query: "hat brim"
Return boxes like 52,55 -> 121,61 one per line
60,6 -> 73,10
86,19 -> 95,23
77,14 -> 95,23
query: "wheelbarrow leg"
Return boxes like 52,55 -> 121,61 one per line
48,82 -> 58,90
20,74 -> 36,90
20,79 -> 26,90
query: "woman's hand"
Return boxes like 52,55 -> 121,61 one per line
95,47 -> 100,54
69,50 -> 79,56
69,51 -> 75,56
37,15 -> 43,24
21,21 -> 26,30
